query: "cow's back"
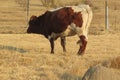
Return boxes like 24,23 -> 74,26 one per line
45,7 -> 74,34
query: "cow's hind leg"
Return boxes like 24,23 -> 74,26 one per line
60,36 -> 66,52
77,35 -> 87,55
49,38 -> 55,54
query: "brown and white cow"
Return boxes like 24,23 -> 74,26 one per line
27,4 -> 93,55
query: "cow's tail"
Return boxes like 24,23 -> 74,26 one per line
84,5 -> 93,29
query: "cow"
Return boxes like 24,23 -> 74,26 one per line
27,4 -> 93,55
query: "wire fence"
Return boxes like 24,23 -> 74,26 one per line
0,0 -> 120,34
90,0 -> 120,34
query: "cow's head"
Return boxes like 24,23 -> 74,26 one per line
27,15 -> 38,33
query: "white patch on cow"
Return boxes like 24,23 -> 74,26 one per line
51,32 -> 59,38
78,4 -> 93,40
50,7 -> 63,12
48,35 -> 52,40
48,32 -> 62,40
61,26 -> 76,37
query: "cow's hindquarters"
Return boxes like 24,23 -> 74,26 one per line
71,5 -> 92,55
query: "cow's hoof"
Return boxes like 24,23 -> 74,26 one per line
77,51 -> 85,56
51,51 -> 54,54
63,49 -> 66,52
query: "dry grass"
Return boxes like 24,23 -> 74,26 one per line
0,0 -> 120,80
0,0 -> 120,34
0,32 -> 120,80
110,56 -> 120,69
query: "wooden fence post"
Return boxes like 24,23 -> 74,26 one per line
27,0 -> 30,24
105,0 -> 109,30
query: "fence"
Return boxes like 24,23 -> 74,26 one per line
90,0 -> 120,34
0,0 -> 120,34
0,0 -> 27,34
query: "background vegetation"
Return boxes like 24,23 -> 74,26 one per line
0,0 -> 120,34
0,0 -> 120,80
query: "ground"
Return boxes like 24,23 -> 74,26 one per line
0,0 -> 120,80
0,32 -> 120,80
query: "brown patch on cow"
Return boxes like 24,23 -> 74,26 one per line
45,7 -> 75,33
27,7 -> 75,36
56,7 -> 74,26
72,12 -> 83,27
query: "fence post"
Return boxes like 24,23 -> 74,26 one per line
105,0 -> 109,30
27,0 -> 30,25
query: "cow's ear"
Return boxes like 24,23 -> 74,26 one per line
29,15 -> 37,25
30,15 -> 37,21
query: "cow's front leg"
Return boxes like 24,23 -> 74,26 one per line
78,35 -> 87,55
60,36 -> 66,52
49,38 -> 54,54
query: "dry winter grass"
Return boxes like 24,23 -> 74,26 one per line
0,32 -> 120,80
0,0 -> 120,80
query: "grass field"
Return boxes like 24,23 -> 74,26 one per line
0,33 -> 120,80
0,0 -> 120,80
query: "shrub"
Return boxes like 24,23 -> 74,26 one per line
15,0 -> 28,10
82,0 -> 93,6
41,0 -> 54,7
